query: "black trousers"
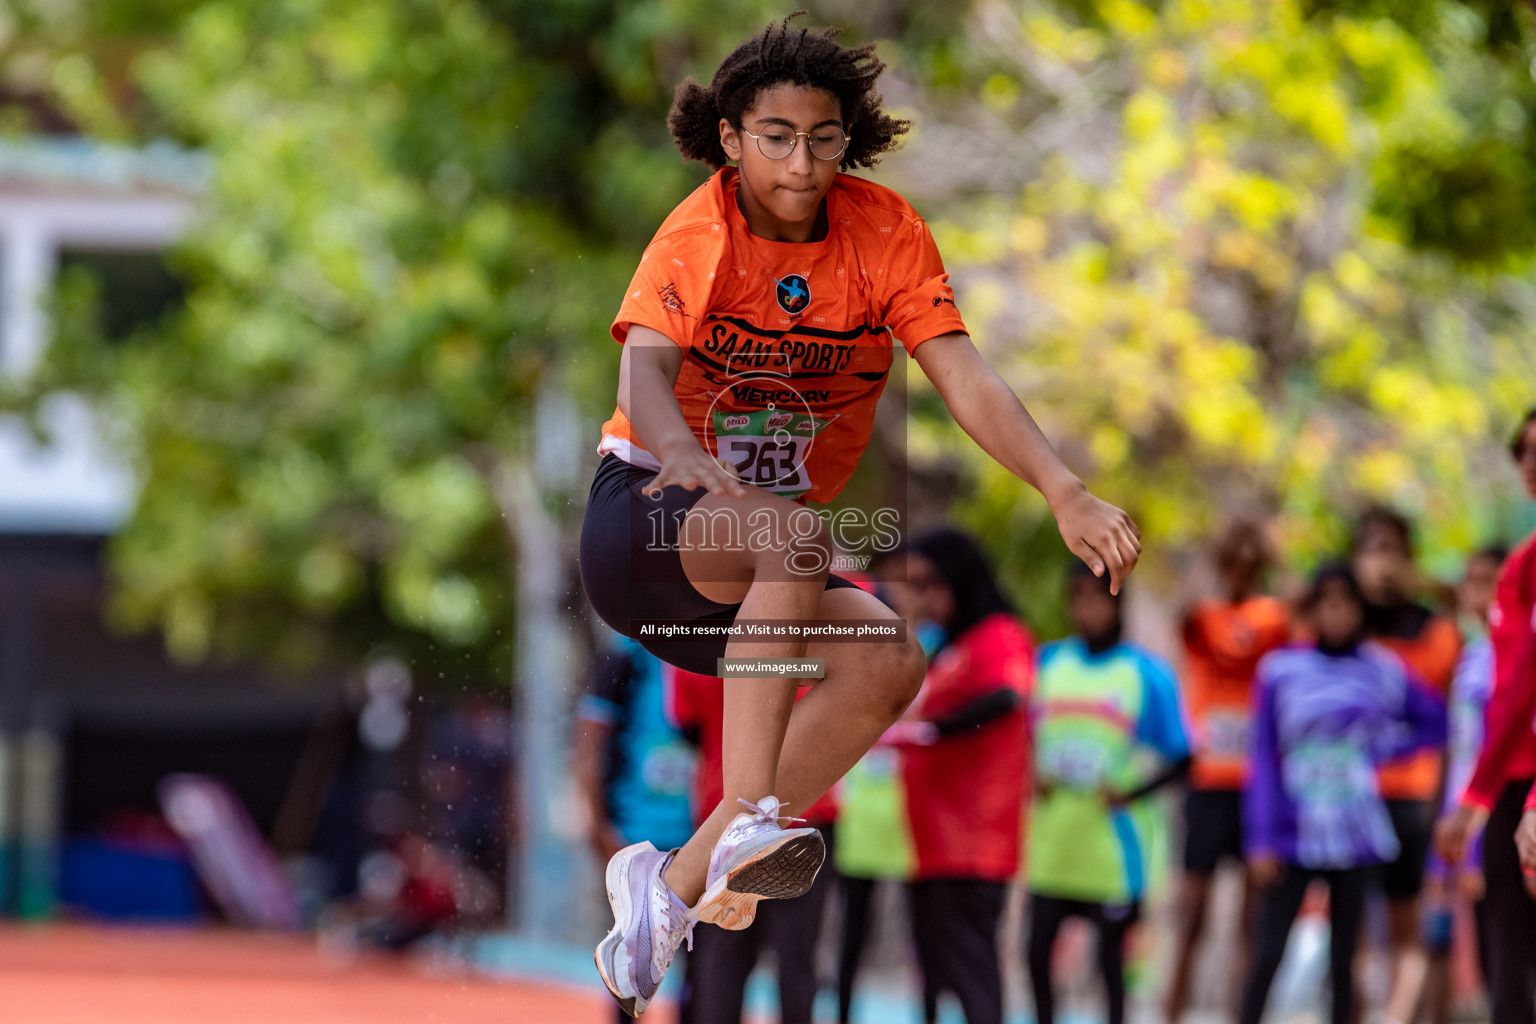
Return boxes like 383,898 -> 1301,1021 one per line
1485,780 -> 1536,1024
681,826 -> 836,1024
1238,865 -> 1370,1024
1027,893 -> 1139,1024
837,874 -> 878,1024
910,878 -> 1008,1024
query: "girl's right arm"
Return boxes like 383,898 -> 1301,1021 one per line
618,324 -> 746,499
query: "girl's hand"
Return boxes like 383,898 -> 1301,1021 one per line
1434,804 -> 1487,866
1049,485 -> 1142,595
1517,809 -> 1536,871
1248,852 -> 1282,889
641,442 -> 747,499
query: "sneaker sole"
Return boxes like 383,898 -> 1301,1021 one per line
594,842 -> 648,1017
694,829 -> 825,931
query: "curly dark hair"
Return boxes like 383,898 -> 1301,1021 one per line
668,14 -> 909,171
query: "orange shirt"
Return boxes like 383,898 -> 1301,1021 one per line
1182,596 -> 1291,791
1376,615 -> 1460,801
599,167 -> 967,504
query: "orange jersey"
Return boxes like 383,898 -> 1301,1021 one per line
1376,615 -> 1460,800
1182,596 -> 1291,791
598,168 -> 967,504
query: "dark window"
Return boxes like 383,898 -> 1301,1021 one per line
57,249 -> 184,342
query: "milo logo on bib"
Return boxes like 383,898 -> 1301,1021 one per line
712,406 -> 830,498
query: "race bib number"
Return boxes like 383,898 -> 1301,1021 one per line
1284,739 -> 1369,808
713,408 -> 829,499
1038,736 -> 1112,789
1202,711 -> 1252,760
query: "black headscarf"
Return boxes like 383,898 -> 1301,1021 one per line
1305,562 -> 1368,655
909,528 -> 1015,648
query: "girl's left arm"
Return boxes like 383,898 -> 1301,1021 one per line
913,332 -> 1142,592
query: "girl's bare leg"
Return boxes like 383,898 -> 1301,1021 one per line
661,493 -> 924,902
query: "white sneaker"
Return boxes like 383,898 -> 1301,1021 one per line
694,796 -> 825,931
594,842 -> 694,1017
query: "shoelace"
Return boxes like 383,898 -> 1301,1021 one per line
656,853 -> 697,952
735,795 -> 808,827
657,885 -> 696,951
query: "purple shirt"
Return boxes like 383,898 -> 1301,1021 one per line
1245,642 -> 1447,869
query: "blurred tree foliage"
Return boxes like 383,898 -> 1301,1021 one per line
0,0 -> 750,679
888,0 -> 1536,630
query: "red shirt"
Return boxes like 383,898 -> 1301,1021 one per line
1465,531 -> 1536,809
902,613 -> 1035,881
669,668 -> 838,828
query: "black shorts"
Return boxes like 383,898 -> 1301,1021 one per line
1378,798 -> 1434,900
1182,788 -> 1245,875
578,454 -> 860,675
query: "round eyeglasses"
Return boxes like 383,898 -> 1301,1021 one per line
740,125 -> 850,162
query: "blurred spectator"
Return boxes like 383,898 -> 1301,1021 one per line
314,829 -> 496,955
1240,564 -> 1445,1024
573,636 -> 697,1022
1439,407 -> 1536,1024
1352,507 -> 1460,1024
830,573 -> 940,1024
1424,546 -> 1504,1024
355,833 -> 461,950
886,527 -> 1033,1024
1027,562 -> 1191,1024
422,695 -> 512,906
670,666 -> 835,1024
1167,519 -> 1290,1024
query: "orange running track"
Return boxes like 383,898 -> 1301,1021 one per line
0,923 -> 673,1024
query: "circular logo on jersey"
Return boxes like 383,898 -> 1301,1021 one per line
774,274 -> 810,315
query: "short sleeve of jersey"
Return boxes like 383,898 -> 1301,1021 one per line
611,228 -> 723,348
1135,650 -> 1193,761
1029,642 -> 1066,721
961,616 -> 1033,692
879,217 -> 967,355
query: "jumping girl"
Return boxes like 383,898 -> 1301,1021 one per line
578,18 -> 1140,1015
